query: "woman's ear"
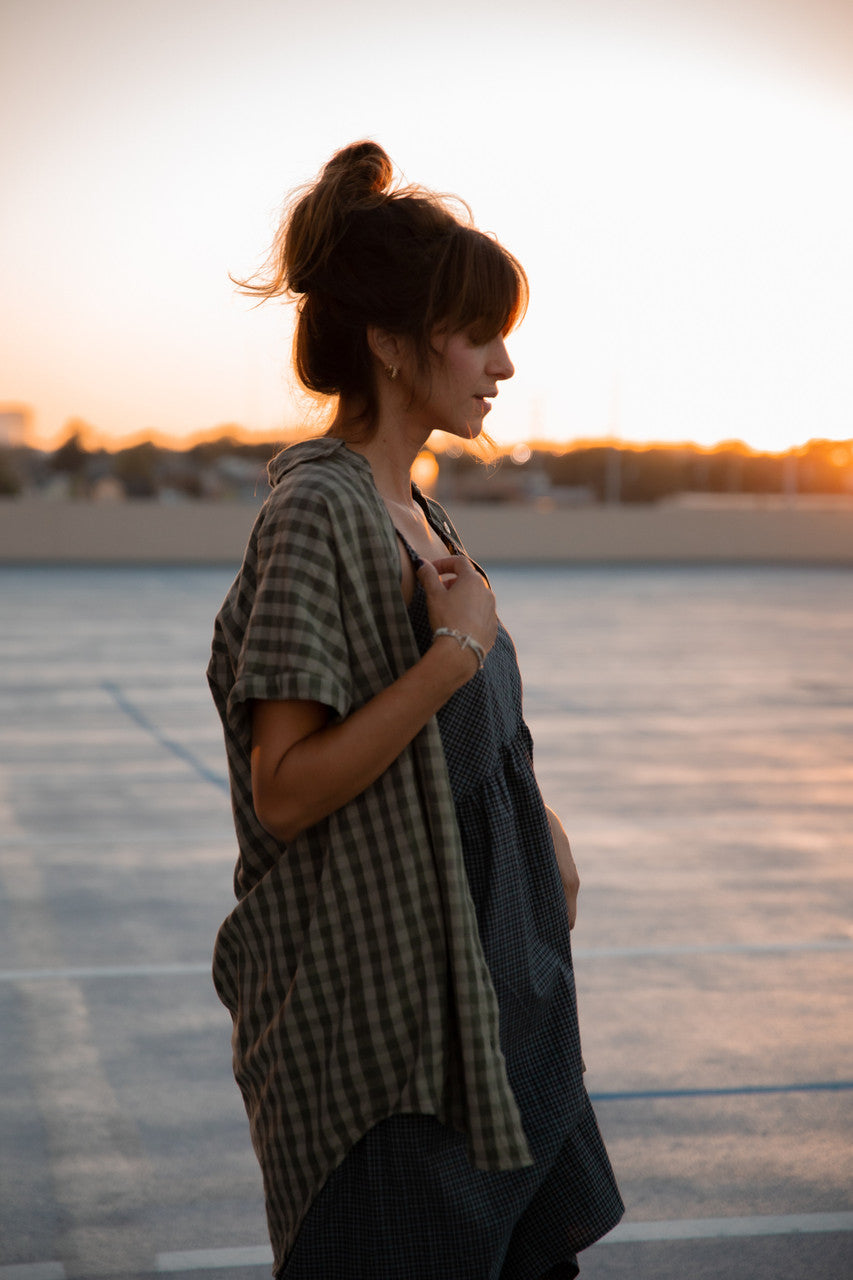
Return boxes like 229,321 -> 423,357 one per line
366,326 -> 407,370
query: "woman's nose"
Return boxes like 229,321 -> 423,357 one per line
490,336 -> 514,380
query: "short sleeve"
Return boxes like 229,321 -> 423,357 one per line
226,483 -> 353,724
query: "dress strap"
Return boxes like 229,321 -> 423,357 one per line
412,490 -> 459,554
394,527 -> 424,570
410,487 -> 490,586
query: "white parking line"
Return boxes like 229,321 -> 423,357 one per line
602,1211 -> 853,1243
156,1246 -> 274,1271
1,938 -> 851,985
0,1265 -> 66,1280
573,940 -> 853,958
0,963 -> 211,982
6,1213 -> 852,1278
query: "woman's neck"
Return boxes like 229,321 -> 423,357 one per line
345,424 -> 430,510
330,383 -> 434,509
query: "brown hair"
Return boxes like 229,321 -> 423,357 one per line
235,141 -> 528,437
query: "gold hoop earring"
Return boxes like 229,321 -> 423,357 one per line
384,364 -> 399,382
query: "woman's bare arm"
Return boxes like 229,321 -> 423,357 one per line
252,556 -> 496,843
545,806 -> 580,929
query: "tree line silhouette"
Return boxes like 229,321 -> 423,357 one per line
1,429 -> 851,503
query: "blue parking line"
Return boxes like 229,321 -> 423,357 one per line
101,680 -> 229,793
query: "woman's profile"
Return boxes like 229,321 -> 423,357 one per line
208,140 -> 623,1279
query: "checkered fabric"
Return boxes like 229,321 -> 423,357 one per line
276,525 -> 624,1278
208,438 -> 532,1274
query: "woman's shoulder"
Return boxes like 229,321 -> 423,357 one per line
268,436 -> 367,488
262,438 -> 378,529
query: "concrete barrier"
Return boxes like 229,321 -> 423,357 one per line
1,497 -> 852,565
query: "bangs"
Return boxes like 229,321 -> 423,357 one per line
427,226 -> 528,343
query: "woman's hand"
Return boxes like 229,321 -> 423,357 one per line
546,806 -> 579,930
418,556 -> 498,661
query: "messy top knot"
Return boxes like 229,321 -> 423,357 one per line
286,141 -> 394,295
323,139 -> 393,200
235,140 -> 527,438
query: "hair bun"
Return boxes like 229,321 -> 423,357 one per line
282,141 -> 394,296
322,140 -> 393,200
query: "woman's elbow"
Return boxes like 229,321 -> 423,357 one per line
252,786 -> 303,845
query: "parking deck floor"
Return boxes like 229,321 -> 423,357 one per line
1,566 -> 851,1279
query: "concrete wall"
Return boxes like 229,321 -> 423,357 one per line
1,497 -> 852,565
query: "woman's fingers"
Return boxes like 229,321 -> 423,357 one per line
421,555 -> 482,583
418,556 -> 497,654
425,554 -> 467,573
417,554 -> 479,584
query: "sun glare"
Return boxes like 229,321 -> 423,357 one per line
3,4 -> 852,455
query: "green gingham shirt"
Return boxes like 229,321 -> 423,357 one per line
208,438 -> 531,1270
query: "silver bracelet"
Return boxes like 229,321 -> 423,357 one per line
432,627 -> 486,670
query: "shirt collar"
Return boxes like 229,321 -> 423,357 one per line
267,437 -> 372,488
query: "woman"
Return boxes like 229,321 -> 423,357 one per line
208,141 -> 623,1279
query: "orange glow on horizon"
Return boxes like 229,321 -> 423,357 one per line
14,415 -> 310,455
11,409 -> 850,465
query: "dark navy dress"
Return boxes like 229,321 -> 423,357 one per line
280,519 -> 623,1280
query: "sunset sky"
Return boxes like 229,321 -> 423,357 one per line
2,0 -> 853,452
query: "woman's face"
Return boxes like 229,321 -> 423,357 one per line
419,327 -> 515,440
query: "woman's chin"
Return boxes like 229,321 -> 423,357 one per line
432,418 -> 481,442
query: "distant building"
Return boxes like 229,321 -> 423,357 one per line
0,406 -> 31,447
